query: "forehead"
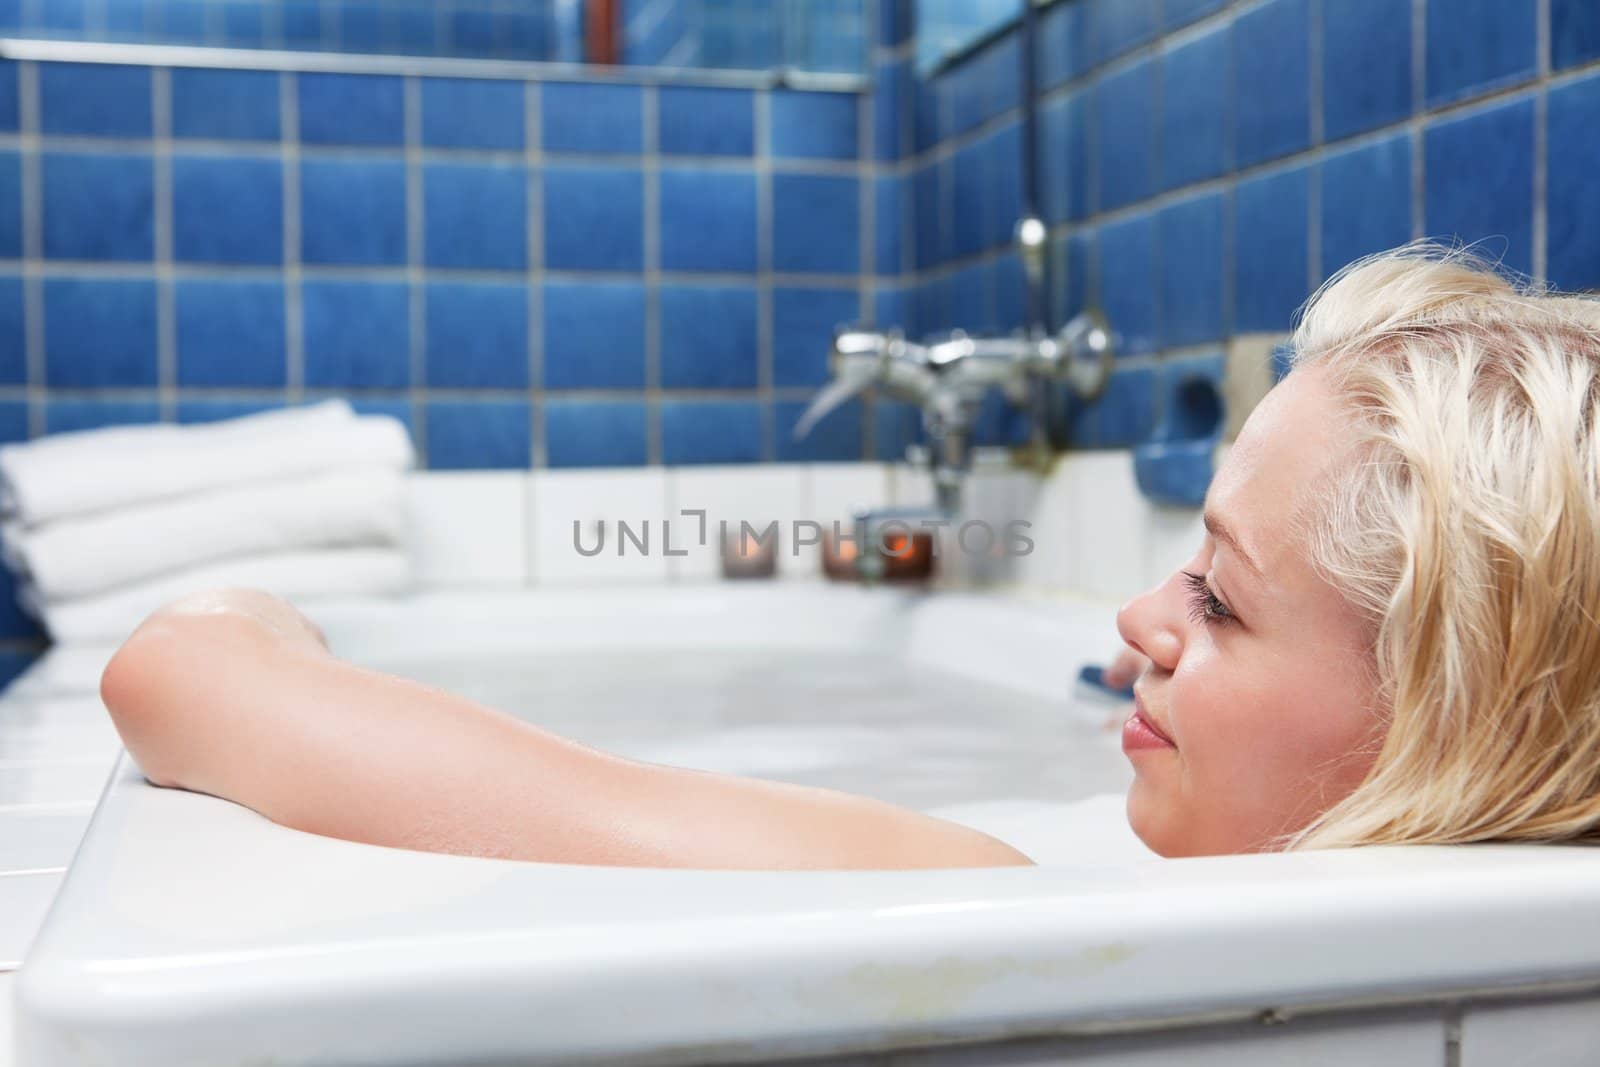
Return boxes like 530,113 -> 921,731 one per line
1206,365 -> 1349,565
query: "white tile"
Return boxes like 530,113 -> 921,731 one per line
406,472 -> 529,588
885,462 -> 935,509
0,810 -> 92,874
1070,452 -> 1149,604
806,463 -> 894,578
666,466 -> 808,581
529,469 -> 671,585
1143,504 -> 1205,591
0,759 -> 115,810
1017,460 -> 1077,591
0,872 -> 62,969
0,717 -> 119,766
1462,997 -> 1600,1067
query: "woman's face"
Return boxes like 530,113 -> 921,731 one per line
1116,364 -> 1386,856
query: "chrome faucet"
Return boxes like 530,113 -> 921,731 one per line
793,307 -> 1115,517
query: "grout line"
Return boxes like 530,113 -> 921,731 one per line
526,80 -> 545,467
403,75 -> 428,466
1533,0 -> 1551,284
18,61 -> 43,438
281,70 -> 303,401
754,87 -> 774,462
857,84 -> 875,459
151,68 -> 175,420
643,84 -> 663,466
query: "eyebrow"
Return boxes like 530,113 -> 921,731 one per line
1204,510 -> 1263,579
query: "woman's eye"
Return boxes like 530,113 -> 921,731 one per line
1181,571 -> 1236,626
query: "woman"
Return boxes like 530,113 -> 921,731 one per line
99,244 -> 1600,868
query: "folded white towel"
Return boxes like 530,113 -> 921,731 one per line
0,401 -> 415,526
22,547 -> 414,644
1,466 -> 408,601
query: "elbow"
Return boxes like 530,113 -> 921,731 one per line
100,613 -> 195,789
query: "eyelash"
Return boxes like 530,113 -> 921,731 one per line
1181,570 -> 1236,627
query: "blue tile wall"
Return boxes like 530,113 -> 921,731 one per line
14,57 -> 873,501
175,279 -> 287,387
905,0 -> 1590,476
1423,96 -> 1535,277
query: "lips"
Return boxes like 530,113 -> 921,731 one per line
1122,690 -> 1177,753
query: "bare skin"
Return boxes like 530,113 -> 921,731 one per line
100,588 -> 1035,871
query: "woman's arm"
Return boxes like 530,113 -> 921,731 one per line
101,589 -> 1035,871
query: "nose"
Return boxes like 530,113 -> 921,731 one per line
1116,576 -> 1183,673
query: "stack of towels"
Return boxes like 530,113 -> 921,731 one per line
0,400 -> 416,644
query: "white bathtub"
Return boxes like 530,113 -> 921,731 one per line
12,584 -> 1600,1066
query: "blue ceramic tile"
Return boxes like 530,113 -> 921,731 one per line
280,1 -> 322,48
773,287 -> 859,388
1160,23 -> 1231,190
1093,58 -> 1156,212
658,168 -> 757,273
0,278 -> 19,383
172,155 -> 283,265
37,0 -> 84,30
913,161 -> 943,270
424,162 -> 528,271
1159,193 -> 1225,348
772,174 -> 860,274
347,400 -> 414,436
874,285 -> 911,334
1164,0 -> 1228,30
339,4 -> 382,50
544,400 -> 649,468
770,90 -> 859,160
775,397 -> 863,462
424,282 -> 530,388
1040,92 -> 1087,224
914,76 -> 940,154
1086,0 -> 1159,67
661,400 -> 763,465
421,78 -> 525,150
942,59 -> 985,140
877,0 -> 912,48
43,399 -> 160,436
873,399 -> 922,461
543,165 -> 644,272
660,284 -> 758,389
1319,131 -> 1412,279
221,4 -> 265,46
950,141 -> 984,259
303,281 -> 410,389
297,74 -> 404,146
980,122 -> 1023,251
1068,364 -> 1158,448
0,152 -> 16,258
1096,213 -> 1158,356
948,261 -> 986,331
1234,163 -> 1310,332
988,254 -> 1027,334
0,1 -> 14,31
874,175 -> 904,277
1549,74 -> 1600,291
175,280 -> 286,387
915,275 -> 952,336
542,82 -> 642,155
1425,0 -> 1536,106
39,64 -> 151,137
872,58 -> 908,162
159,0 -> 207,40
1234,0 -> 1310,167
43,279 -> 157,387
659,86 -> 754,156
0,62 -> 16,131
542,280 -> 647,390
425,400 -> 531,470
1053,228 -> 1096,329
1322,0 -> 1412,141
1037,0 -> 1087,90
172,69 -> 280,141
1424,96 -> 1535,277
42,152 -> 154,262
301,158 -> 407,266
1553,0 -> 1600,69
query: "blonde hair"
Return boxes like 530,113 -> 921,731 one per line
1283,242 -> 1600,850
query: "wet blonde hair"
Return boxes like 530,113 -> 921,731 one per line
1283,242 -> 1600,850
